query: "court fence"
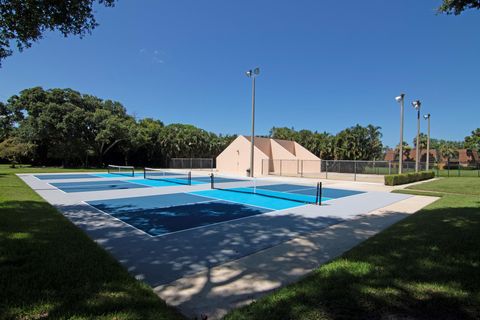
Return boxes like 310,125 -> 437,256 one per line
261,159 -> 480,182
169,158 -> 214,170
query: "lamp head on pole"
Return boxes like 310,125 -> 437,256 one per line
246,67 -> 260,78
395,93 -> 405,103
423,113 -> 430,120
412,100 -> 421,110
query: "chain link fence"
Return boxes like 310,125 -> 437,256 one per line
262,159 -> 480,182
169,158 -> 214,171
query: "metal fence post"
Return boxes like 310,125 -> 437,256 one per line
325,160 -> 328,179
354,161 -> 357,181
388,161 -> 391,175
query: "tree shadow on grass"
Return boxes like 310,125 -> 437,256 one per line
224,203 -> 480,320
0,200 -> 185,319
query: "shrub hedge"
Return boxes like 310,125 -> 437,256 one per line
384,171 -> 435,186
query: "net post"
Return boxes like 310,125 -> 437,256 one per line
210,173 -> 214,189
143,168 -> 146,179
188,171 -> 192,185
318,182 -> 323,206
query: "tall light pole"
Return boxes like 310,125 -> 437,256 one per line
246,67 -> 260,177
395,93 -> 405,174
412,100 -> 422,172
424,113 -> 431,171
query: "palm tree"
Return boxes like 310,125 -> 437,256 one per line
439,143 -> 458,168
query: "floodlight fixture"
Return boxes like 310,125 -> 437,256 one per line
412,100 -> 421,110
395,93 -> 405,103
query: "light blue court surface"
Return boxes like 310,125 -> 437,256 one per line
126,179 -> 203,187
35,174 -> 100,180
128,176 -> 245,187
192,176 -> 245,184
86,184 -> 364,237
51,180 -> 150,193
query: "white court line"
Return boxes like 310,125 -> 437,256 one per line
49,180 -> 144,193
81,189 -> 308,239
81,200 -> 156,238
46,182 -> 68,194
188,190 -> 312,211
82,195 -> 281,239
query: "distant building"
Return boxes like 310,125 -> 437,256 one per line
384,148 -> 479,166
216,135 -> 319,176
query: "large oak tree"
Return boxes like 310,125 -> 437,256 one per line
0,0 -> 115,65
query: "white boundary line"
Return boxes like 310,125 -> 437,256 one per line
189,190 -> 312,211
82,195 -> 271,239
46,182 -> 68,194
81,200 -> 155,238
49,180 -> 148,193
82,190 -> 311,239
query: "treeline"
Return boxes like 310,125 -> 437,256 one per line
0,87 -> 236,167
268,125 -> 384,160
1,87 -> 478,167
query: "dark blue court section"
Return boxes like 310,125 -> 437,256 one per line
35,174 -> 99,180
255,184 -> 364,199
87,193 -> 271,236
51,180 -> 150,193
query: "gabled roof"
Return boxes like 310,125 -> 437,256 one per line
242,136 -> 319,160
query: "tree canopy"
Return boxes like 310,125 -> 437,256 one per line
1,87 -> 235,167
439,0 -> 480,14
0,0 -> 116,65
464,128 -> 480,152
270,124 -> 383,161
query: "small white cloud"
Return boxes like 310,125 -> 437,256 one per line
153,56 -> 164,64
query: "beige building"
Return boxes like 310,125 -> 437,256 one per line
216,135 -> 319,176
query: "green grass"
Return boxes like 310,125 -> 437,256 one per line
0,164 -> 106,175
407,177 -> 480,196
225,178 -> 480,319
0,166 -> 184,320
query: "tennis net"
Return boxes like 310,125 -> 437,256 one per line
210,174 -> 321,205
107,164 -> 135,177
144,168 -> 192,185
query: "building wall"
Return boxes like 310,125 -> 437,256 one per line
294,142 -> 320,160
216,136 -> 268,176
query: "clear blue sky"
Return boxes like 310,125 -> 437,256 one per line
1,0 -> 479,147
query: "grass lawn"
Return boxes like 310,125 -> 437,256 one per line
0,166 -> 184,319
225,178 -> 480,319
407,177 -> 480,196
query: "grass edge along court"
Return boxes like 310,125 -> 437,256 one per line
1,165 -> 479,320
0,167 -> 185,320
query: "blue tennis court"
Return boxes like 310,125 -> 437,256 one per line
51,180 -> 150,193
35,174 -> 101,180
86,183 -> 364,237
